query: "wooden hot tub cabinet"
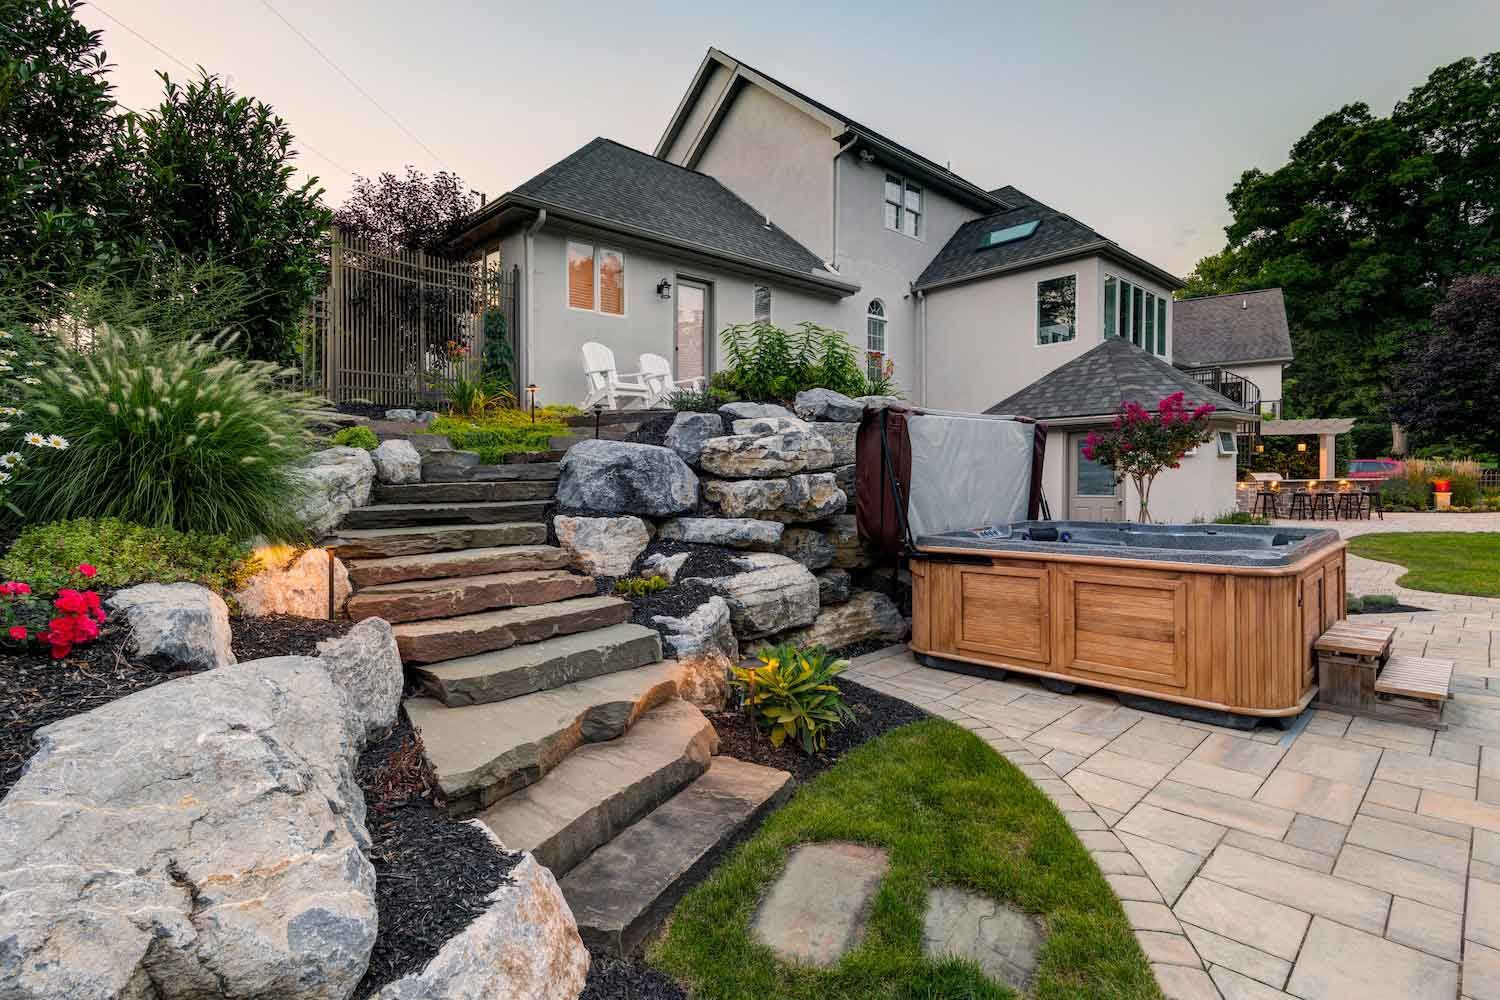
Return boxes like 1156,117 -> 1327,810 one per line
910,542 -> 1347,718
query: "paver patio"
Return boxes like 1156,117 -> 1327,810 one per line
844,599 -> 1500,1000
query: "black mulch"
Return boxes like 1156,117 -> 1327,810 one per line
631,539 -> 744,582
335,401 -> 390,419
626,580 -> 721,642
230,614 -> 350,660
352,715 -> 522,1000
581,952 -> 690,1000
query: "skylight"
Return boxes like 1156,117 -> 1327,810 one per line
978,220 -> 1039,249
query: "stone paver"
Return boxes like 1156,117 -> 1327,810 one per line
751,841 -> 888,967
1287,917 -> 1459,1000
921,886 -> 1045,990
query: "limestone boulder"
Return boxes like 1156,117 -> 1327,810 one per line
642,551 -> 690,584
292,446 -> 376,538
555,515 -> 651,576
731,415 -> 809,435
698,428 -> 834,478
777,527 -> 834,570
656,516 -> 783,550
719,401 -> 795,422
704,473 -> 846,523
384,408 -> 437,424
235,544 -> 352,620
372,848 -> 588,1000
316,617 -> 403,746
107,582 -> 235,671
794,388 -> 862,423
827,514 -> 875,569
0,655 -> 376,1000
652,595 -> 739,663
371,438 -> 422,484
663,411 -> 726,467
817,422 -> 860,465
557,440 -> 698,517
855,395 -> 904,413
687,553 -> 820,639
817,568 -> 853,605
783,591 -> 909,650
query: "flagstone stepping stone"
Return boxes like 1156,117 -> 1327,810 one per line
751,841 -> 889,966
922,886 -> 1045,991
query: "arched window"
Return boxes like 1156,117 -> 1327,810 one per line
866,299 -> 887,381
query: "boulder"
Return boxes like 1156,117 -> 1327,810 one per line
384,408 -> 437,424
794,388 -> 862,423
664,411 -> 726,467
777,527 -> 834,570
316,617 -> 404,746
372,848 -> 588,1000
371,438 -> 422,485
651,595 -> 739,712
827,514 -> 875,569
557,440 -> 698,517
817,422 -> 860,465
107,582 -> 235,671
731,415 -> 809,435
422,447 -> 482,482
554,515 -> 651,577
656,517 -> 783,550
816,568 -> 853,605
703,473 -> 846,523
783,591 -> 909,650
719,401 -> 795,422
698,428 -> 834,478
293,446 -> 376,537
235,544 -> 352,620
0,655 -> 376,1000
855,395 -> 904,413
641,551 -> 690,584
687,553 -> 819,639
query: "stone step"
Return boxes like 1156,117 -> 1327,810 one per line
561,757 -> 792,956
325,522 -> 548,560
408,658 -> 691,815
346,569 -> 597,625
392,594 -> 632,665
342,500 -> 551,529
423,448 -> 561,483
412,623 -> 663,706
373,480 -> 556,504
345,544 -> 571,587
478,698 -> 717,876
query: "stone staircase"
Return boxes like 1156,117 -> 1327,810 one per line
325,456 -> 792,956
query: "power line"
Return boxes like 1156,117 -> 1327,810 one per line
255,0 -> 450,170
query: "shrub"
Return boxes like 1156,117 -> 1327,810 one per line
332,425 -> 378,451
1346,593 -> 1365,613
1,564 -> 106,659
0,517 -> 256,595
730,641 -> 854,753
1379,475 -> 1415,508
1364,594 -> 1399,610
1213,511 -> 1271,525
667,387 -> 734,413
613,575 -> 669,597
6,327 -> 316,539
862,353 -> 902,397
1451,459 -> 1481,507
718,321 -> 866,402
430,406 -> 572,462
1402,458 -> 1433,508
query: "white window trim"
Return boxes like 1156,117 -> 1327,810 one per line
564,240 -> 628,318
1034,272 -> 1079,347
866,299 -> 888,378
1104,271 -> 1170,357
882,173 -> 925,242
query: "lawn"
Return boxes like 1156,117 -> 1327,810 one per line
1346,531 -> 1500,598
651,719 -> 1160,1000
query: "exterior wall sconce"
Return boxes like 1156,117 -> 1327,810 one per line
655,278 -> 672,300
1254,443 -> 1265,454
526,383 -> 538,423
1296,441 -> 1307,452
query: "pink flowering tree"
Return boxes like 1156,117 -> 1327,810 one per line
1083,392 -> 1217,524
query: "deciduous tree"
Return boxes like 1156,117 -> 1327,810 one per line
1389,275 -> 1500,458
333,165 -> 475,255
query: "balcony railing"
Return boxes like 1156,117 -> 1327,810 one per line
1183,367 -> 1263,417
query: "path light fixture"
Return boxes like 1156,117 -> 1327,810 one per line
526,383 -> 538,423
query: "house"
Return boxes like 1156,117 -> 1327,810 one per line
1171,288 -> 1293,418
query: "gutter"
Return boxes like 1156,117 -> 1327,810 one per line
523,209 -> 547,389
915,240 -> 1184,294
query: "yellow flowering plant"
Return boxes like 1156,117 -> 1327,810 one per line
730,641 -> 854,754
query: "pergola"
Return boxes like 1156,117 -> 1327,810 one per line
1258,418 -> 1356,479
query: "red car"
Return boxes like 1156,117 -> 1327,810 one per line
1347,458 -> 1404,480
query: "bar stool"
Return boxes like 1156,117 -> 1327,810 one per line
1288,492 -> 1313,519
1335,492 -> 1361,520
1252,490 -> 1280,519
1313,492 -> 1336,520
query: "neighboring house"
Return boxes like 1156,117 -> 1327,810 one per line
1171,288 -> 1293,418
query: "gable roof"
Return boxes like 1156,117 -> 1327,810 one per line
987,338 -> 1248,421
1171,288 -> 1293,367
450,138 -> 858,296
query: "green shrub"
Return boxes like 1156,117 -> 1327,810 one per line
717,321 -> 867,402
7,327 -> 316,539
667,387 -> 734,413
613,574 -> 669,597
430,406 -> 571,462
1451,459 -> 1481,507
730,641 -> 854,753
1379,475 -> 1415,508
1363,593 -> 1399,610
1213,511 -> 1271,525
332,425 -> 378,451
0,517 -> 256,596
1346,594 -> 1365,613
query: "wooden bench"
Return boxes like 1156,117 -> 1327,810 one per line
1314,622 -> 1452,729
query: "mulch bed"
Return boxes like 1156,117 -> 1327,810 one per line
230,613 -> 350,660
626,580 -> 721,640
581,952 -> 690,1000
620,412 -> 678,448
335,401 -> 391,419
351,715 -> 521,999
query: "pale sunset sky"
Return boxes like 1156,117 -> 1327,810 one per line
83,0 -> 1498,277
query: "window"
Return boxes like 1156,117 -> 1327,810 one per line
884,174 -> 922,238
566,241 -> 625,316
1104,276 -> 1117,338
1037,275 -> 1077,344
1104,274 -> 1168,357
979,220 -> 1039,248
1156,297 -> 1168,355
866,299 -> 887,380
1216,431 -> 1238,456
753,285 -> 771,323
1076,437 -> 1117,495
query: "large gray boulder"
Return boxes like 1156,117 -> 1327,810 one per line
777,527 -> 835,570
107,582 -> 235,671
731,415 -> 809,435
652,594 -> 740,663
855,395 -> 903,413
0,655 -> 376,1000
371,438 -> 422,485
817,568 -> 853,605
783,591 -> 909,650
293,446 -> 376,537
554,515 -> 651,576
557,440 -> 698,517
794,388 -> 862,423
664,411 -> 725,467
698,427 -> 834,478
656,516 -> 783,550
817,422 -> 860,466
384,408 -> 437,425
372,847 -> 588,1000
316,617 -> 404,745
686,553 -> 819,639
719,401 -> 794,422
703,473 -> 846,523
827,514 -> 875,569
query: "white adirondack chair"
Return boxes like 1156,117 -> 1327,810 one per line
579,342 -> 653,410
640,352 -> 705,407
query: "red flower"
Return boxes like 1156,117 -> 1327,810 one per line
7,626 -> 26,641
84,590 -> 105,622
54,589 -> 88,615
0,581 -> 31,596
77,563 -> 97,578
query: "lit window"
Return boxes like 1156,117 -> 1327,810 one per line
1037,275 -> 1076,344
866,299 -> 887,379
599,250 -> 624,316
567,241 -> 594,311
567,241 -> 625,316
883,174 -> 922,238
753,285 -> 771,323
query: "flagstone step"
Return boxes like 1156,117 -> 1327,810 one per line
325,522 -> 548,559
561,757 -> 793,956
342,500 -> 551,529
412,623 -> 663,706
392,594 -> 632,665
407,658 -> 690,815
344,544 -> 571,587
422,449 -> 560,482
346,569 -> 596,624
478,698 -> 718,876
373,480 -> 557,504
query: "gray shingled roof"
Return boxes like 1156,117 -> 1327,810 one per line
915,187 -> 1111,289
1171,288 -> 1293,367
987,338 -> 1248,420
511,137 -> 837,281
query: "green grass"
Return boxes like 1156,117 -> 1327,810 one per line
651,719 -> 1160,1000
1346,531 -> 1500,598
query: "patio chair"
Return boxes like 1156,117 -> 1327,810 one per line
639,352 -> 704,407
579,341 -> 653,410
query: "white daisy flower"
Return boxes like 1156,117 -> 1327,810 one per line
0,451 -> 19,467
23,432 -> 45,446
0,422 -> 10,431
0,407 -> 17,416
0,471 -> 10,485
20,376 -> 39,385
47,435 -> 69,450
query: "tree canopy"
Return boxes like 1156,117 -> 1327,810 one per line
1388,275 -> 1500,459
333,165 -> 474,255
1182,53 -> 1500,454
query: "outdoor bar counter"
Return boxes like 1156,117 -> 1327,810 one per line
910,522 -> 1347,721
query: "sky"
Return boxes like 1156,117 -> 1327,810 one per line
81,0 -> 1499,277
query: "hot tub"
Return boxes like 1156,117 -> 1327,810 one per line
910,522 -> 1347,722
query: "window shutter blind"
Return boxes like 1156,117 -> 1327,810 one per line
567,242 -> 594,310
599,250 -> 624,315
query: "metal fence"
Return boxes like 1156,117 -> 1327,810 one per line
301,230 -> 518,406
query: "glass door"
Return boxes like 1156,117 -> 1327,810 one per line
674,279 -> 710,381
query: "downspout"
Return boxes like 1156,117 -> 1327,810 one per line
830,136 -> 859,269
915,287 -> 927,406
522,209 -> 547,391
